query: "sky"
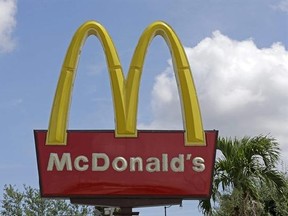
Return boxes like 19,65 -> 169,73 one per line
0,0 -> 287,215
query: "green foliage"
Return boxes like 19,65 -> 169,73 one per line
214,189 -> 266,216
0,185 -> 107,216
199,135 -> 288,216
1,185 -> 23,216
260,176 -> 288,216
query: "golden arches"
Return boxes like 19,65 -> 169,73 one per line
46,21 -> 205,146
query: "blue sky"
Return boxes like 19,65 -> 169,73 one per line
0,0 -> 288,215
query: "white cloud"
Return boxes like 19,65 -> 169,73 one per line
0,0 -> 17,53
139,31 -> 288,165
138,67 -> 183,130
272,0 -> 288,12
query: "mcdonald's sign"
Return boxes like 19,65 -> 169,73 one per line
34,21 -> 218,200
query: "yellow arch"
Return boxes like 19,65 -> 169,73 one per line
46,21 -> 128,145
46,20 -> 205,146
126,21 -> 205,146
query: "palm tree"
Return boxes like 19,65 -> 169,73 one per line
199,135 -> 286,215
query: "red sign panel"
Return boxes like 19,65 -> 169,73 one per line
35,130 -> 217,199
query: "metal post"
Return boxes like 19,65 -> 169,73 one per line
164,205 -> 171,216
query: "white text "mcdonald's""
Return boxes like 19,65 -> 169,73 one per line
47,153 -> 206,173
